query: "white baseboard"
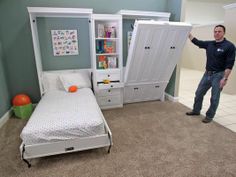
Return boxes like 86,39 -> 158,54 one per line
165,93 -> 179,102
0,108 -> 13,129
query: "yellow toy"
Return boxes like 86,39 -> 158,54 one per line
103,79 -> 110,84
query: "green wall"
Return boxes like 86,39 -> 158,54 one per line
0,0 -> 182,107
38,17 -> 91,70
0,41 -> 11,118
123,19 -> 135,66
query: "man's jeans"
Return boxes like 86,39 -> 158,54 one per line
192,71 -> 224,119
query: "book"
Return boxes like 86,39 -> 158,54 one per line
107,57 -> 117,68
98,24 -> 105,38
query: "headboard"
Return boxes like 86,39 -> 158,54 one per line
41,69 -> 92,95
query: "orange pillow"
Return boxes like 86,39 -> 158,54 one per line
68,85 -> 78,92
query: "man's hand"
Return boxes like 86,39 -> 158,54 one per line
189,33 -> 194,40
220,69 -> 231,89
220,78 -> 227,89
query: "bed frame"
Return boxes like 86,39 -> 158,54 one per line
21,7 -> 113,167
20,114 -> 112,167
20,72 -> 113,168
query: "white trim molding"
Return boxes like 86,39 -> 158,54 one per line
165,93 -> 179,102
224,3 -> 236,10
192,21 -> 224,28
0,109 -> 13,129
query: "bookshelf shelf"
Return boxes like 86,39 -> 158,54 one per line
96,53 -> 118,56
95,38 -> 118,40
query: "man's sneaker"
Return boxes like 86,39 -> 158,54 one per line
202,117 -> 212,123
186,111 -> 200,116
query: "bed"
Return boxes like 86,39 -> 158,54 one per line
20,70 -> 112,167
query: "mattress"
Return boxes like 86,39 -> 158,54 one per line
20,88 -> 105,145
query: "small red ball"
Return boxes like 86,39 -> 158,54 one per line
68,85 -> 78,92
12,94 -> 31,106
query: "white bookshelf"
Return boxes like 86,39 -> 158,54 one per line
90,14 -> 124,109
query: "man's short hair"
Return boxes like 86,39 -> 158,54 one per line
215,24 -> 226,33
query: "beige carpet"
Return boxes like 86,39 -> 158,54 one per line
0,101 -> 236,177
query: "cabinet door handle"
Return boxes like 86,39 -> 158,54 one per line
107,74 -> 110,77
108,99 -> 111,102
155,85 -> 160,88
110,85 -> 113,88
134,87 -> 139,90
108,89 -> 111,92
170,46 -> 175,49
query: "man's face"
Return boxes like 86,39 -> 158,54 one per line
214,27 -> 225,41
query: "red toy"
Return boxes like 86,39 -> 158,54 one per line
12,94 -> 31,106
68,85 -> 78,92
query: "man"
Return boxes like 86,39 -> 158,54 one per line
186,25 -> 235,123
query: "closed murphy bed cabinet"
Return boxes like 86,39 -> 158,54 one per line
124,21 -> 192,103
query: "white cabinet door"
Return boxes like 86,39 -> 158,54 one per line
124,21 -> 192,85
157,25 -> 191,82
124,22 -> 169,84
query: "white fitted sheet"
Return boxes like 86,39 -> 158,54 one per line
20,88 -> 105,145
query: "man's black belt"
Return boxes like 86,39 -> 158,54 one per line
205,70 -> 223,75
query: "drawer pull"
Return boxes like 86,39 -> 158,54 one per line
65,147 -> 74,151
108,99 -> 111,102
107,74 -> 110,77
110,85 -> 113,88
108,89 -> 111,92
155,86 -> 160,88
134,87 -> 139,90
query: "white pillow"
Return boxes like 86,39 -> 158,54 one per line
42,73 -> 64,92
59,72 -> 91,91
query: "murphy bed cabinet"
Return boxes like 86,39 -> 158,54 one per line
124,21 -> 192,103
91,14 -> 123,109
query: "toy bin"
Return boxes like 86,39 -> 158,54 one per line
13,103 -> 33,119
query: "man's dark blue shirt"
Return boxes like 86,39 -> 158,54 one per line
192,38 -> 235,72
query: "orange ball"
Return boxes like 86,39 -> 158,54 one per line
12,94 -> 31,106
68,85 -> 78,92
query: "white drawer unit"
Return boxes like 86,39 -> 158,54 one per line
95,83 -> 123,109
124,82 -> 167,103
94,78 -> 124,109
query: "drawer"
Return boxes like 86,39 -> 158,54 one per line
96,88 -> 121,97
97,82 -> 124,89
96,70 -> 120,82
97,95 -> 122,107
